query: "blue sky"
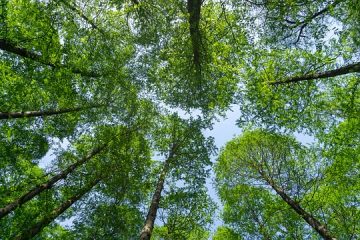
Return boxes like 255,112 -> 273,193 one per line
203,106 -> 243,233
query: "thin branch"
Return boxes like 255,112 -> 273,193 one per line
281,0 -> 343,43
59,0 -> 106,36
0,38 -> 104,78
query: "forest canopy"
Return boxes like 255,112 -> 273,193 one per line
0,0 -> 359,239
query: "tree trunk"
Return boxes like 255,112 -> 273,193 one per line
0,105 -> 104,120
0,38 -> 102,78
187,0 -> 202,76
139,158 -> 171,240
0,145 -> 106,219
263,175 -> 336,240
270,62 -> 360,85
14,178 -> 101,240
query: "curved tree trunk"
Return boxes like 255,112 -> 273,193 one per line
14,178 -> 101,240
0,145 -> 106,219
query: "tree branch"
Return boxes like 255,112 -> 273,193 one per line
0,38 -> 103,78
0,104 -> 105,120
59,0 -> 106,36
269,62 -> 360,85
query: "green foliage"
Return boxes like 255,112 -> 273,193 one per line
71,204 -> 144,240
215,130 -> 359,238
153,187 -> 215,240
0,0 -> 359,239
213,226 -> 242,240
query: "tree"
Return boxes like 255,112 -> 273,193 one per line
14,178 -> 101,240
0,144 -> 106,219
140,114 -> 215,239
152,186 -> 216,240
215,130 -> 337,239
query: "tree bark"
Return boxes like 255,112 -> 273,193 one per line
139,151 -> 174,240
0,38 -> 102,78
14,178 -> 101,240
262,174 -> 336,240
0,145 -> 106,220
270,62 -> 360,85
0,105 -> 104,120
187,0 -> 202,76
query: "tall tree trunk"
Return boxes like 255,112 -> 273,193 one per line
262,174 -> 336,240
0,145 -> 106,219
14,178 -> 101,240
187,0 -> 202,76
139,158 -> 171,240
0,38 -> 102,78
270,62 -> 360,85
0,105 -> 104,120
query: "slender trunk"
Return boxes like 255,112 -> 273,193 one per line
0,38 -> 102,78
262,175 -> 336,240
139,159 -> 171,240
0,145 -> 106,219
270,62 -> 360,85
14,178 -> 101,240
0,105 -> 104,120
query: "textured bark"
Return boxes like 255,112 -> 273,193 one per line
139,151 -> 174,240
0,105 -> 104,120
262,174 -> 336,240
14,178 -> 100,240
187,0 -> 202,76
270,62 -> 360,85
0,38 -> 102,77
0,145 -> 106,220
